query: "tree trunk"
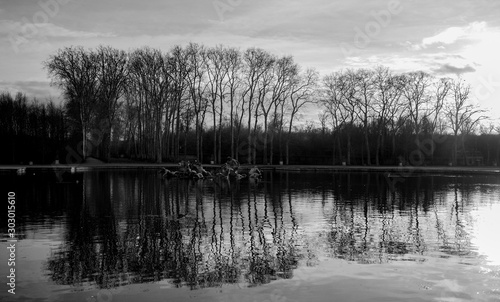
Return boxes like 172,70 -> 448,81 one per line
195,115 -> 200,160
247,99 -> 252,165
263,117 -> 268,164
453,133 -> 458,166
82,125 -> 87,160
230,100 -> 234,158
286,139 -> 289,165
252,108 -> 259,164
175,98 -> 181,160
375,134 -> 381,166
347,133 -> 351,165
269,129 -> 274,165
337,132 -> 343,165
332,132 -> 336,165
286,117 -> 293,165
156,110 -> 162,163
364,130 -> 371,165
218,93 -> 224,164
213,105 -> 217,164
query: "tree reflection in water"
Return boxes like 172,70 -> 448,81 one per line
43,171 -> 492,290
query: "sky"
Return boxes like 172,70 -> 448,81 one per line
1,0 -> 500,122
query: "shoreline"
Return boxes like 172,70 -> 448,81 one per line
1,163 -> 499,175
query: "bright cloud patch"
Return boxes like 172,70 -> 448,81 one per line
420,21 -> 486,48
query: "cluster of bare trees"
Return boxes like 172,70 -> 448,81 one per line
0,92 -> 66,164
44,44 -> 317,164
322,67 -> 487,165
11,44 -> 487,165
45,46 -> 128,161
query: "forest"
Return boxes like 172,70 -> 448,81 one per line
1,43 -> 499,166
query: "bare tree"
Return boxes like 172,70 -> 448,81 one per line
428,77 -> 451,135
94,45 -> 128,161
372,66 -> 402,165
262,55 -> 294,164
167,45 -> 190,161
45,46 -> 99,160
186,43 -> 209,161
323,70 -> 359,165
350,69 -> 375,165
205,45 -> 232,164
285,68 -> 319,164
242,48 -> 274,164
445,77 -> 487,165
255,54 -> 289,164
401,71 -> 432,136
128,47 -> 172,163
224,47 -> 242,159
385,74 -> 407,161
322,72 -> 346,164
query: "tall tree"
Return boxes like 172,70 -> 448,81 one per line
45,46 -> 99,160
445,78 -> 486,165
205,45 -> 230,164
285,68 -> 318,164
401,71 -> 432,137
322,72 -> 345,164
429,77 -> 451,135
322,70 -> 359,165
351,69 -> 375,165
262,55 -> 294,164
186,43 -> 209,161
128,47 -> 172,163
224,47 -> 242,159
372,66 -> 402,165
168,45 -> 190,160
254,55 -> 276,163
242,48 -> 274,164
94,45 -> 128,161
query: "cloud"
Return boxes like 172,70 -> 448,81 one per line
433,64 -> 476,75
0,80 -> 60,102
38,23 -> 115,38
419,21 -> 486,48
0,20 -> 115,39
0,20 -> 116,54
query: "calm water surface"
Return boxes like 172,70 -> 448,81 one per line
1,170 -> 500,302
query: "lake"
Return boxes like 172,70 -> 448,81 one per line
1,170 -> 500,302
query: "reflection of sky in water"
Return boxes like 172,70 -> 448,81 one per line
472,203 -> 500,266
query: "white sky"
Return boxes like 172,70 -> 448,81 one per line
1,0 -> 500,121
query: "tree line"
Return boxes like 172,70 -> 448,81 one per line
0,92 -> 66,164
321,67 -> 492,165
2,43 -> 498,165
43,44 -> 318,164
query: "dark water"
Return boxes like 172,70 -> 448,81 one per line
1,170 -> 500,302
